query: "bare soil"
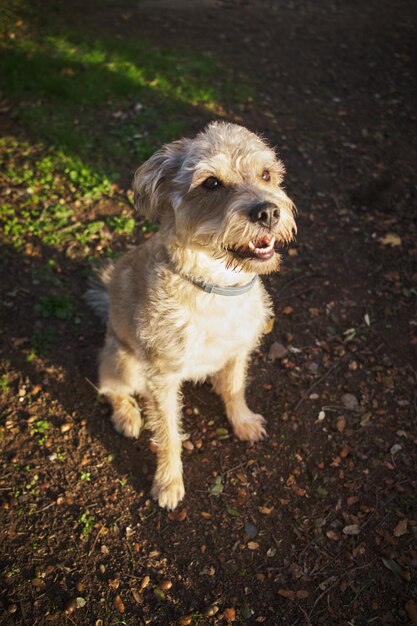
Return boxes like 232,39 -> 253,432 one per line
1,1 -> 416,625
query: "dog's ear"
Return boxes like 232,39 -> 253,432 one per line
132,139 -> 188,220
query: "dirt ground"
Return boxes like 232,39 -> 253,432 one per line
1,0 -> 416,624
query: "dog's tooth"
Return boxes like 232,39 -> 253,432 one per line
248,241 -> 256,252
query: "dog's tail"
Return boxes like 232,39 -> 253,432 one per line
84,262 -> 115,324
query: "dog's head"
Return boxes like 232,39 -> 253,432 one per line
133,122 -> 296,274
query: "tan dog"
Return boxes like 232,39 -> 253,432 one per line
87,122 -> 296,509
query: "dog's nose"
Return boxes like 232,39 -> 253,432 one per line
249,202 -> 280,228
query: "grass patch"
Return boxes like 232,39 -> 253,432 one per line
0,3 -> 251,262
29,326 -> 58,361
0,7 -> 249,171
79,512 -> 95,537
35,293 -> 74,320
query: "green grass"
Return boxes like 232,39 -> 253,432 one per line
79,512 -> 95,537
0,2 -> 251,275
0,5 -> 248,171
35,293 -> 74,320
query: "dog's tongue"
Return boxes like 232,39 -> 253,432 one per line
248,236 -> 275,259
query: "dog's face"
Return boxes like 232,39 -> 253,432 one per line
133,122 -> 296,274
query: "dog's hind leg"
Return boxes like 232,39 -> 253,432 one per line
146,375 -> 185,510
212,354 -> 267,442
98,335 -> 144,439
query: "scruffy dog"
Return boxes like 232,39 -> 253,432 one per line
87,122 -> 296,510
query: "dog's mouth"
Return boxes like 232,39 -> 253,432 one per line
228,234 -> 276,261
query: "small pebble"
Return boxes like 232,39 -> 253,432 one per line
183,440 -> 194,452
158,580 -> 172,590
341,393 -> 359,410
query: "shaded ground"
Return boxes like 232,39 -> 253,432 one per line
1,1 -> 416,625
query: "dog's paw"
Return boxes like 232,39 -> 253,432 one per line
233,412 -> 267,442
151,476 -> 185,510
111,396 -> 142,439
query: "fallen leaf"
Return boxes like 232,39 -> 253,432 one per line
210,475 -> 224,495
326,530 -> 340,541
405,600 -> 417,625
154,588 -> 166,601
247,541 -> 259,550
223,607 -> 236,622
258,505 -> 274,514
289,563 -> 302,579
342,524 -> 360,535
204,605 -> 219,617
216,427 -> 229,439
240,604 -> 253,619
292,485 -> 306,497
282,306 -> 294,315
347,496 -> 359,506
264,317 -> 275,334
336,416 -> 346,432
131,588 -> 141,604
168,508 -> 187,521
381,557 -> 402,578
379,232 -> 402,247
114,595 -> 125,613
108,579 -> 120,590
226,506 -> 241,517
296,590 -> 309,599
140,575 -> 150,591
74,598 -> 86,609
277,589 -> 295,599
61,67 -> 75,76
393,519 -> 408,537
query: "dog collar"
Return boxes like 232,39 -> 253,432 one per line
182,273 -> 258,296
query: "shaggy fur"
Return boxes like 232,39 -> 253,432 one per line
86,122 -> 296,510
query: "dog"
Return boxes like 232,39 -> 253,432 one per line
86,122 -> 296,510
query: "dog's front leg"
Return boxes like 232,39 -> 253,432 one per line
213,355 -> 267,442
147,375 -> 185,510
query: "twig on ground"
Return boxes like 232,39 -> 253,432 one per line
88,524 -> 106,556
294,359 -> 345,412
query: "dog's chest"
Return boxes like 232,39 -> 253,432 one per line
181,290 -> 267,380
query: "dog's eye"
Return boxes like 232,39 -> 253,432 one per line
202,176 -> 221,190
262,170 -> 271,182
